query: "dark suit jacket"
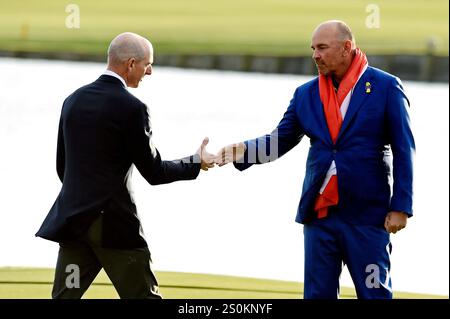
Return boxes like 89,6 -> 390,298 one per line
234,67 -> 415,227
36,75 -> 201,248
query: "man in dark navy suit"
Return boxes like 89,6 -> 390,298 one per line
36,32 -> 216,298
216,21 -> 415,299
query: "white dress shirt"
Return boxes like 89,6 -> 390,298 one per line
103,69 -> 127,88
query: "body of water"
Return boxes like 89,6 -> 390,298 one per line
0,57 -> 448,296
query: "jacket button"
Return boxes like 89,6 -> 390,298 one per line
332,149 -> 338,154
100,210 -> 104,214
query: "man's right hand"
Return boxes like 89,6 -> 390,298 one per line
216,142 -> 246,167
196,137 -> 216,171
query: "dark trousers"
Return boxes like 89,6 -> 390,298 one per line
52,215 -> 162,299
303,210 -> 393,299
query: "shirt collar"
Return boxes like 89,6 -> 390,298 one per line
102,70 -> 127,88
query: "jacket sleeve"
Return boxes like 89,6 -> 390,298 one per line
56,109 -> 65,183
128,103 -> 201,185
386,77 -> 415,216
234,88 -> 305,171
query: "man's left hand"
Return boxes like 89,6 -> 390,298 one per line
384,211 -> 408,234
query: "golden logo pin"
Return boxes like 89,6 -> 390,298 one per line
365,82 -> 371,93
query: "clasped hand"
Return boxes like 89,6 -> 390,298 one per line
196,138 -> 246,171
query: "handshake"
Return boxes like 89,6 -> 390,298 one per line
195,137 -> 246,171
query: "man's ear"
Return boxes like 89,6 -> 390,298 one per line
126,58 -> 135,70
342,40 -> 352,57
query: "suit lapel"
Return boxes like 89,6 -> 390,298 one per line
337,67 -> 374,141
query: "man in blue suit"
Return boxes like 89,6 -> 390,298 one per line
216,20 -> 415,299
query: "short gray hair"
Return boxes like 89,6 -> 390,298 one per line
335,21 -> 355,44
107,32 -> 152,65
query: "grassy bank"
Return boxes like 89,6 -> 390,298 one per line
0,0 -> 448,57
0,267 -> 447,299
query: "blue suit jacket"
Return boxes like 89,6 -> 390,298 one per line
234,67 -> 415,227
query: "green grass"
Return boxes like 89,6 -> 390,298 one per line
0,267 -> 447,299
0,0 -> 448,56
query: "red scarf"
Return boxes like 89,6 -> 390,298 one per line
314,48 -> 368,218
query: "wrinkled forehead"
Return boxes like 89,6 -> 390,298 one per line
142,39 -> 154,62
148,44 -> 154,63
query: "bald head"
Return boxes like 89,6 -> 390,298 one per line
106,32 -> 154,88
107,32 -> 153,67
311,20 -> 357,81
313,20 -> 355,46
